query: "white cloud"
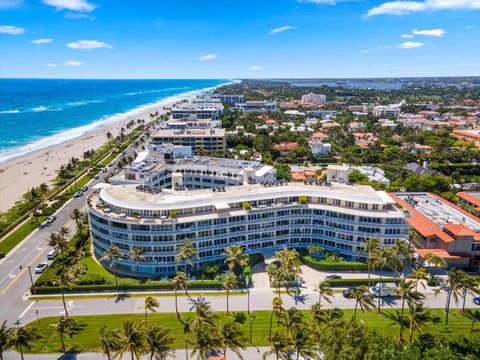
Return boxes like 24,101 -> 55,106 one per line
412,28 -> 447,37
0,25 -> 25,35
366,0 -> 480,17
360,49 -> 371,54
402,34 -> 413,38
63,60 -> 83,66
42,0 -> 96,12
46,63 -> 57,67
31,38 -> 53,44
64,12 -> 95,20
465,25 -> 475,29
269,25 -> 296,35
196,53 -> 218,61
397,41 -> 425,49
297,0 -> 350,4
378,45 -> 392,49
249,65 -> 264,71
66,40 -> 112,50
0,0 -> 23,9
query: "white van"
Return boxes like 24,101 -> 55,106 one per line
47,249 -> 57,260
369,282 -> 398,297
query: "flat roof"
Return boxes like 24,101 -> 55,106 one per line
98,182 -> 397,212
152,128 -> 225,137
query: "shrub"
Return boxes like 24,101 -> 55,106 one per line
302,255 -> 368,272
169,209 -> 177,219
242,201 -> 251,211
76,274 -> 111,285
325,278 -> 398,287
298,195 -> 307,205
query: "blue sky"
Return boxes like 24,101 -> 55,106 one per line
1,0 -> 479,78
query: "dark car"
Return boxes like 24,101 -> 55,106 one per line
474,297 -> 480,306
343,288 -> 354,298
325,275 -> 342,281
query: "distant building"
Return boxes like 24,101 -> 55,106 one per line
307,110 -> 337,119
160,117 -> 221,129
457,192 -> 480,217
308,141 -> 331,157
310,131 -> 329,142
349,122 -> 366,131
452,129 -> 480,147
353,166 -> 391,185
232,101 -> 278,113
327,164 -> 352,184
405,162 -> 442,176
401,143 -> 433,154
373,105 -> 400,119
210,94 -> 245,104
171,105 -> 224,120
302,92 -> 327,104
273,142 -> 299,152
151,128 -> 226,155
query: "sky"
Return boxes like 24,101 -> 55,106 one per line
0,0 -> 479,79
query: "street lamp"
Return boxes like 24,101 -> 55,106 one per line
245,276 -> 250,314
27,266 -> 37,298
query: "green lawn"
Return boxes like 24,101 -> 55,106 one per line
25,308 -> 475,354
79,253 -> 145,285
0,217 -> 46,256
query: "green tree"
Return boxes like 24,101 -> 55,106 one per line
463,309 -> 480,333
223,245 -> 249,275
262,330 -> 292,360
395,279 -> 425,342
313,281 -> 333,307
128,247 -> 145,272
11,326 -> 41,360
50,316 -> 81,353
144,324 -> 174,360
170,271 -> 188,319
369,247 -> 395,313
357,238 -> 381,286
0,321 -> 13,360
176,240 -> 199,278
410,267 -> 428,291
100,245 -> 123,291
347,285 -> 375,319
144,296 -> 160,321
116,320 -> 145,360
99,326 -> 120,360
444,268 -> 465,326
221,321 -> 247,359
223,273 -> 238,314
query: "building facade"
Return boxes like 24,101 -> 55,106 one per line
88,183 -> 408,276
151,128 -> 226,155
301,92 -> 327,104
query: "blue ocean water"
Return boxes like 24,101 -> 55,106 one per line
0,79 -> 229,163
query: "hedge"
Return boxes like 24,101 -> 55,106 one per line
325,278 -> 398,287
302,255 -> 368,271
32,280 -> 224,294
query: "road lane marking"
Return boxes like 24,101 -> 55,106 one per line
19,301 -> 35,318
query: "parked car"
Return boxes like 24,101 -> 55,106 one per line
122,150 -> 127,155
102,168 -> 108,173
343,288 -> 354,298
474,297 -> 480,306
108,161 -> 115,167
46,215 -> 56,224
74,190 -> 83,198
325,275 -> 342,281
34,262 -> 48,274
369,282 -> 399,297
47,249 -> 57,260
81,186 -> 88,192
95,174 -> 100,180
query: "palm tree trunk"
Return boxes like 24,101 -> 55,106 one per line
130,349 -> 134,360
269,309 -> 274,341
145,309 -> 147,321
462,288 -> 467,312
409,319 -> 414,344
175,287 -> 180,320
367,263 -> 371,287
226,289 -> 230,314
377,273 -> 383,313
60,332 -> 65,352
399,296 -> 405,342
471,319 -> 475,333
20,345 -> 24,360
445,289 -> 452,326
61,290 -> 69,317
354,301 -> 358,319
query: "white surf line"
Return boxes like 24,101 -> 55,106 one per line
18,301 -> 35,319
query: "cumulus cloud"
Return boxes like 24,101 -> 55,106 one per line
63,60 -> 83,66
42,0 -> 96,12
366,0 -> 480,17
269,25 -> 296,35
249,65 -> 264,71
66,40 -> 112,50
196,54 -> 218,61
397,41 -> 425,49
402,34 -> 413,38
64,12 -> 95,20
0,0 -> 24,9
46,63 -> 57,67
31,38 -> 53,44
0,25 -> 25,34
412,28 -> 446,37
360,49 -> 371,54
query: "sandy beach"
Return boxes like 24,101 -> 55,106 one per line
0,99 -> 182,212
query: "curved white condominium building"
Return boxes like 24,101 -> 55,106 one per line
88,182 -> 408,276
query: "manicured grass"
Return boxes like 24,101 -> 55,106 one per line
25,308 -> 474,354
0,217 -> 46,256
78,254 -> 144,285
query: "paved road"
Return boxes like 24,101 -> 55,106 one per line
0,142 -> 140,325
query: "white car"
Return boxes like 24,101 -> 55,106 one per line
46,215 -> 56,224
35,262 -> 48,274
47,249 -> 57,260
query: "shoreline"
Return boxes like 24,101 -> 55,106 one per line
0,82 -> 230,212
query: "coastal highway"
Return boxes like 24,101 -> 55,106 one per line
0,141 -> 140,324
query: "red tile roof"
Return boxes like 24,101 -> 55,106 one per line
273,142 -> 299,151
443,223 -> 477,237
416,248 -> 464,259
457,192 -> 480,208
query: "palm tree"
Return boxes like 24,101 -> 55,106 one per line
106,131 -> 113,147
313,281 -> 333,307
128,247 -> 145,272
276,248 -> 302,291
221,321 -> 247,359
347,285 -> 375,319
99,326 -> 119,360
70,209 -> 86,229
144,324 -> 174,360
307,244 -> 323,258
58,226 -> 71,241
48,233 -> 69,258
116,320 -> 145,360
444,268 -> 465,326
144,296 -> 160,321
423,252 -> 446,277
390,240 -> 411,277
463,309 -> 480,333
266,264 -> 284,297
459,274 -> 480,312
38,183 -> 49,196
11,326 -> 41,360
269,296 -> 284,341
50,316 -> 81,353
51,269 -> 74,317
369,247 -> 394,313
223,273 -> 238,314
176,240 -> 199,278
223,245 -> 249,276
100,245 -> 123,291
395,279 -> 425,342
0,321 -> 13,360
406,303 -> 440,344
410,267 -> 428,291
171,271 -> 188,319
357,238 -> 380,286
292,325 -> 318,360
262,330 -> 291,360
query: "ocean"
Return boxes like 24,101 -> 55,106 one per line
0,78 -> 229,163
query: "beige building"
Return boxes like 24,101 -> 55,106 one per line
151,128 -> 226,155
